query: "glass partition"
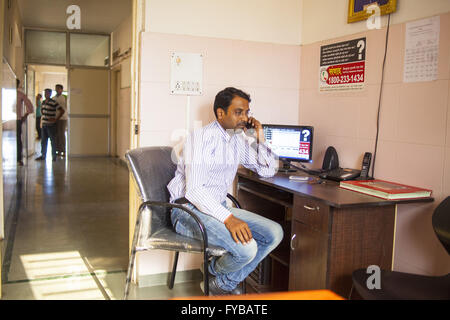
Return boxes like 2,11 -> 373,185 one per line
70,34 -> 110,67
25,30 -> 67,65
25,30 -> 110,68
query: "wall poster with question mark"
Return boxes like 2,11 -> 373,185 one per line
299,129 -> 312,157
319,37 -> 366,92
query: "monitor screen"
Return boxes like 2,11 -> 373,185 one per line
263,124 -> 314,162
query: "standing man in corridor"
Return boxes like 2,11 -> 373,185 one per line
15,79 -> 34,166
36,89 -> 65,162
54,84 -> 68,158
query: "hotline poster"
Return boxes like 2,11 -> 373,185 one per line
319,37 -> 366,92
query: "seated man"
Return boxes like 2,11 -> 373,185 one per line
168,87 -> 283,295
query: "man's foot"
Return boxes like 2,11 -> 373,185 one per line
199,263 -> 243,295
200,276 -> 243,296
231,283 -> 243,295
200,277 -> 232,296
17,161 -> 24,166
35,156 -> 44,161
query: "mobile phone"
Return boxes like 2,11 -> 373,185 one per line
245,122 -> 254,129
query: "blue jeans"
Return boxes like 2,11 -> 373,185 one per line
41,125 -> 57,160
171,202 -> 283,291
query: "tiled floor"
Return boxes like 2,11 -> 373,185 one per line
1,130 -> 202,300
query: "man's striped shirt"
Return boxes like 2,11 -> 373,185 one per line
167,120 -> 278,223
41,98 -> 62,125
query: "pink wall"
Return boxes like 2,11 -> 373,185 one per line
139,32 -> 301,148
299,13 -> 450,275
138,32 -> 301,274
138,13 -> 449,277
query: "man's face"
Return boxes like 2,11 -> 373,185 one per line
216,96 -> 250,131
45,90 -> 51,99
55,86 -> 62,95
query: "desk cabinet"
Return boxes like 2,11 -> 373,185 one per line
235,169 -> 432,297
289,219 -> 328,290
288,195 -> 395,296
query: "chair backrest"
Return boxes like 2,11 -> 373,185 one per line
125,146 -> 177,230
432,196 -> 450,255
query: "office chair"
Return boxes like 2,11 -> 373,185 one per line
123,146 -> 241,299
351,196 -> 450,300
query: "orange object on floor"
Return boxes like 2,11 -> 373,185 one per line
173,289 -> 345,300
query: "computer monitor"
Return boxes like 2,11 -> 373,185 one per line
263,124 -> 314,172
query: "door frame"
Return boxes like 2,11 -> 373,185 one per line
128,0 -> 145,283
0,0 -> 5,299
110,65 -> 121,157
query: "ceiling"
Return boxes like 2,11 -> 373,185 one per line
17,0 -> 132,34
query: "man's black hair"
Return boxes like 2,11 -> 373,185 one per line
213,87 -> 251,118
56,84 -> 63,90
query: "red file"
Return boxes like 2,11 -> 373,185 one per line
339,179 -> 432,200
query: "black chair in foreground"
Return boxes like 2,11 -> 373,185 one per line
351,196 -> 450,300
123,146 -> 241,299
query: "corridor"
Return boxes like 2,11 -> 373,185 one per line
1,155 -> 130,299
1,150 -> 203,299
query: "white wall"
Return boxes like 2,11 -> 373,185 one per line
301,0 -> 450,44
145,0 -> 303,45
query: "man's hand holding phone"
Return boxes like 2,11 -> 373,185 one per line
244,116 -> 265,144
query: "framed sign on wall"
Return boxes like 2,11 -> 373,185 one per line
170,52 -> 203,95
348,0 -> 397,23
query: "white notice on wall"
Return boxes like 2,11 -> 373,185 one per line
170,52 -> 203,95
403,16 -> 440,83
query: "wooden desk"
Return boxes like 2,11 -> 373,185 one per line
235,168 -> 433,298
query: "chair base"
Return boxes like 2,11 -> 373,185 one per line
168,251 -> 210,296
168,251 -> 179,289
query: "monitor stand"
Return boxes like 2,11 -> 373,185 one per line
278,161 -> 296,173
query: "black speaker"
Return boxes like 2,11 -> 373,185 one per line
322,146 -> 339,171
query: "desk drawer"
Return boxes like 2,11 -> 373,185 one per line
293,196 -> 330,233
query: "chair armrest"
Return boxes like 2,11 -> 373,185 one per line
138,201 -> 209,251
226,193 -> 241,209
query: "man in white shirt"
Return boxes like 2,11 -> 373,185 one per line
54,84 -> 68,157
168,87 -> 283,295
15,79 -> 34,166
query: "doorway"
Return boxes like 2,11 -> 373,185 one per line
27,64 -> 67,160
